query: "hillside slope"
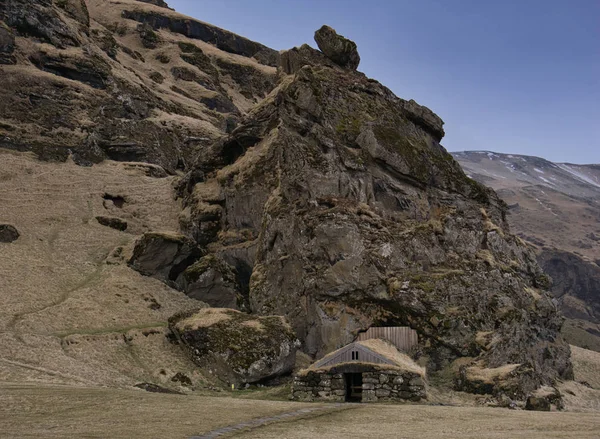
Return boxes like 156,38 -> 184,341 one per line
0,0 -> 575,400
0,0 -> 279,389
1,0 -> 278,172
173,37 -> 573,397
453,151 -> 600,351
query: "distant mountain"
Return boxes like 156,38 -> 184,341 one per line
453,151 -> 600,351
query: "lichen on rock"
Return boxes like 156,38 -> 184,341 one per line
314,25 -> 360,70
176,29 -> 573,399
169,308 -> 299,385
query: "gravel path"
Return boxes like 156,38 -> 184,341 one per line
190,403 -> 347,439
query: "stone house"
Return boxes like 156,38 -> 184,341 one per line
291,338 -> 426,403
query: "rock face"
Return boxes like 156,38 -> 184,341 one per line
176,255 -> 243,309
539,250 -> 600,322
279,44 -> 337,75
169,308 -> 298,385
120,9 -> 278,66
0,0 -> 279,172
1,0 -> 83,49
314,25 -> 360,70
453,151 -> 600,351
178,32 -> 572,397
0,224 -> 20,243
128,232 -> 202,282
0,23 -> 16,64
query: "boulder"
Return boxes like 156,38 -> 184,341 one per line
525,396 -> 551,411
279,44 -> 336,74
176,255 -> 243,309
169,308 -> 299,385
399,99 -> 446,142
0,224 -> 20,243
314,25 -> 360,70
95,216 -> 128,231
525,385 -> 563,411
128,232 -> 202,282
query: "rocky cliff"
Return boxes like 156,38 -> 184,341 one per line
0,0 -> 573,398
0,0 -> 281,391
173,28 -> 572,396
454,151 -> 600,352
0,0 -> 278,172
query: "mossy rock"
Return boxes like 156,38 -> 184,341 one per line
169,308 -> 299,385
137,23 -> 160,49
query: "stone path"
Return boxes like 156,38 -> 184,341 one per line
189,403 -> 347,439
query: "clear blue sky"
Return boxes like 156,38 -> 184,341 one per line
168,0 -> 599,164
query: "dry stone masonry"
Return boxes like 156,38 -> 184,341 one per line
292,369 -> 426,403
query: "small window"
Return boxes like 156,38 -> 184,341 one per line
351,351 -> 359,361
355,351 -> 359,361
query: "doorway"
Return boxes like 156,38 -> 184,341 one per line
344,373 -> 363,402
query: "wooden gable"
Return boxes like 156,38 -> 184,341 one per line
357,327 -> 418,352
312,342 -> 396,369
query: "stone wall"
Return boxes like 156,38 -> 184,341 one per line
362,371 -> 426,402
292,371 -> 345,402
291,369 -> 427,403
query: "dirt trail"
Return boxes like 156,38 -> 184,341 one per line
189,404 -> 351,439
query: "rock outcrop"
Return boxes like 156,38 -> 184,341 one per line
279,44 -> 337,75
120,9 -> 279,66
0,224 -> 20,243
135,0 -> 171,9
176,255 -> 244,309
178,31 -> 572,398
95,216 -> 128,231
128,232 -> 202,282
0,0 -> 575,401
453,151 -> 600,351
314,25 -> 360,70
0,22 -> 16,64
0,0 -> 279,172
169,308 -> 299,385
539,249 -> 600,323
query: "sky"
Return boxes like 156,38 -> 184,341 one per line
168,0 -> 599,164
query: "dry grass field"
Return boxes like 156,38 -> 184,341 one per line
0,345 -> 598,439
0,149 -> 206,389
0,382 -> 314,439
1,382 -> 599,439
1,149 -> 599,439
235,404 -> 600,439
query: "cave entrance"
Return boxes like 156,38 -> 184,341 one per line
344,373 -> 363,402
